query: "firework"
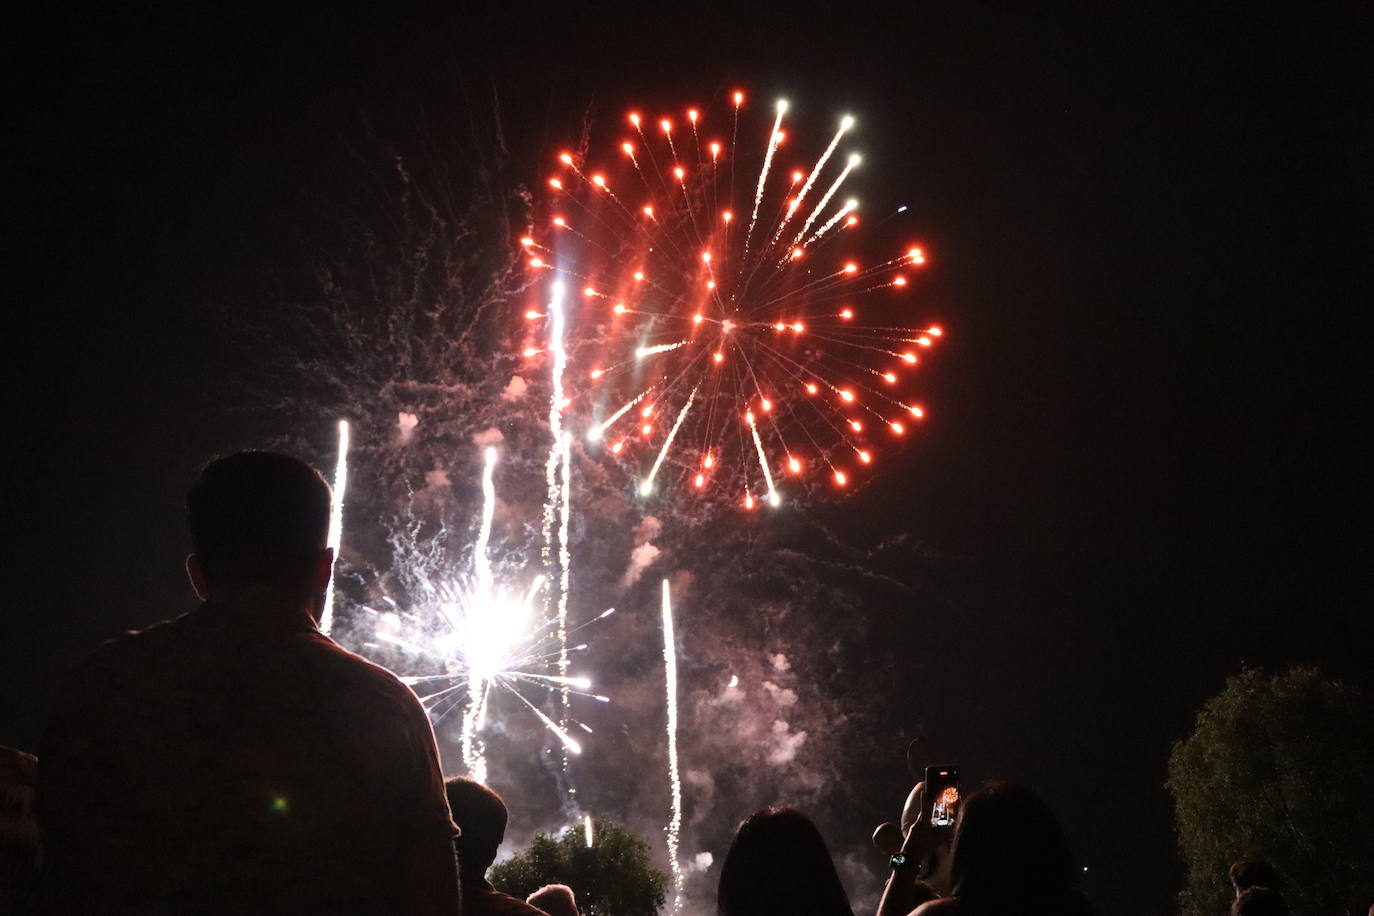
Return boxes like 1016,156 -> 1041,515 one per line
525,91 -> 942,508
661,578 -> 684,912
363,446 -> 611,782
320,419 -> 350,636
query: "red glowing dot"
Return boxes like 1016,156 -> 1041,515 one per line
788,457 -> 802,473
805,383 -> 818,395
901,352 -> 918,364
839,308 -> 854,319
559,152 -> 573,164
722,210 -> 733,222
761,398 -> 773,412
529,258 -> 544,267
849,420 -> 863,432
525,310 -> 541,320
633,271 -> 645,281
622,142 -> 634,155
641,405 -> 653,417
549,178 -> 563,190
629,113 -> 641,126
704,454 -> 714,469
791,247 -> 804,260
791,322 -> 804,333
745,411 -> 755,424
714,351 -> 724,363
893,276 -> 908,287
883,372 -> 897,383
839,389 -> 855,402
859,450 -> 872,464
693,314 -> 704,324
792,170 -> 804,183
641,424 -> 652,435
834,470 -> 848,486
773,322 -> 785,331
611,440 -> 624,454
733,91 -> 745,105
552,217 -> 566,227
520,236 -> 535,247
694,474 -> 705,488
706,280 -> 716,289
908,405 -> 924,418
891,421 -> 906,434
930,326 -> 943,336
710,142 -> 722,158
660,119 -> 672,133
843,263 -> 858,274
674,167 -> 686,180
583,287 -> 596,297
918,336 -> 932,347
744,492 -> 756,510
613,304 -> 627,314
590,369 -> 604,379
643,206 -> 654,218
701,251 -> 712,263
846,215 -> 859,226
688,109 -> 699,123
591,174 -> 606,187
523,347 -> 539,357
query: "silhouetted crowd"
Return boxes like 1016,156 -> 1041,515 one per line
0,453 -> 1334,914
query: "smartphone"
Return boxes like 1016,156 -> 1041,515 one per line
924,765 -> 960,827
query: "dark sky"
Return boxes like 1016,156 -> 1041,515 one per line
7,5 -> 1371,914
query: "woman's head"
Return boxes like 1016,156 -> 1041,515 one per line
949,782 -> 1078,904
717,807 -> 854,916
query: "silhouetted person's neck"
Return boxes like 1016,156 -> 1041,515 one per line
203,582 -> 324,630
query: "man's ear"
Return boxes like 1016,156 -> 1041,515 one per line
186,555 -> 210,601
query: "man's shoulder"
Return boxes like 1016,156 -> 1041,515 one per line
468,884 -> 553,916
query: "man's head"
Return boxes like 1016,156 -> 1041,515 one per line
1229,860 -> 1283,896
186,452 -> 332,608
1231,886 -> 1289,916
527,884 -> 579,916
444,777 -> 507,876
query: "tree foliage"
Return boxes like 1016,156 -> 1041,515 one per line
1167,666 -> 1374,915
489,819 -> 666,916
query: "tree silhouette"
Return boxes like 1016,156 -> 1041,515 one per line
490,819 -> 666,916
1167,666 -> 1374,915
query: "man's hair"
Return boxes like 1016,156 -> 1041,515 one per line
1229,860 -> 1283,893
187,452 -> 331,587
1231,886 -> 1289,916
444,777 -> 507,873
527,884 -> 579,916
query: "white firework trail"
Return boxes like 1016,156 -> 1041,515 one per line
640,385 -> 699,496
320,418 -> 350,636
746,411 -> 780,507
557,430 -> 573,777
635,340 -> 688,358
793,152 -> 861,248
744,98 -> 788,253
588,384 -> 658,441
661,578 -> 684,913
583,814 -> 595,848
808,199 -> 860,246
461,446 -> 501,783
770,114 -> 854,247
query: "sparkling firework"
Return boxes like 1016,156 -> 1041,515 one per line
661,578 -> 684,912
525,91 -> 942,509
320,418 -> 350,636
365,446 -> 611,783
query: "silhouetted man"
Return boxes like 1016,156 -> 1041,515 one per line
38,452 -> 460,913
445,777 -> 549,915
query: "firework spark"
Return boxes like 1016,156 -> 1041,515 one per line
661,577 -> 684,912
528,91 -> 942,508
320,418 -> 350,636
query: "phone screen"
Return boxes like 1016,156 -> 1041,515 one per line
924,765 -> 960,827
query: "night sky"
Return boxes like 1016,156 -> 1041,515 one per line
8,6 -> 1370,915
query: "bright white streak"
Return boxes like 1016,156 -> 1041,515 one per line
793,154 -> 860,248
662,578 -> 684,913
557,431 -> 572,750
588,384 -> 658,440
636,340 -> 687,358
747,413 -> 780,506
770,115 -> 852,247
474,447 -> 498,596
806,199 -> 859,245
462,446 -> 502,783
510,686 -> 583,755
320,419 -> 350,636
584,814 -> 595,848
640,385 -> 698,495
745,100 -> 788,253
